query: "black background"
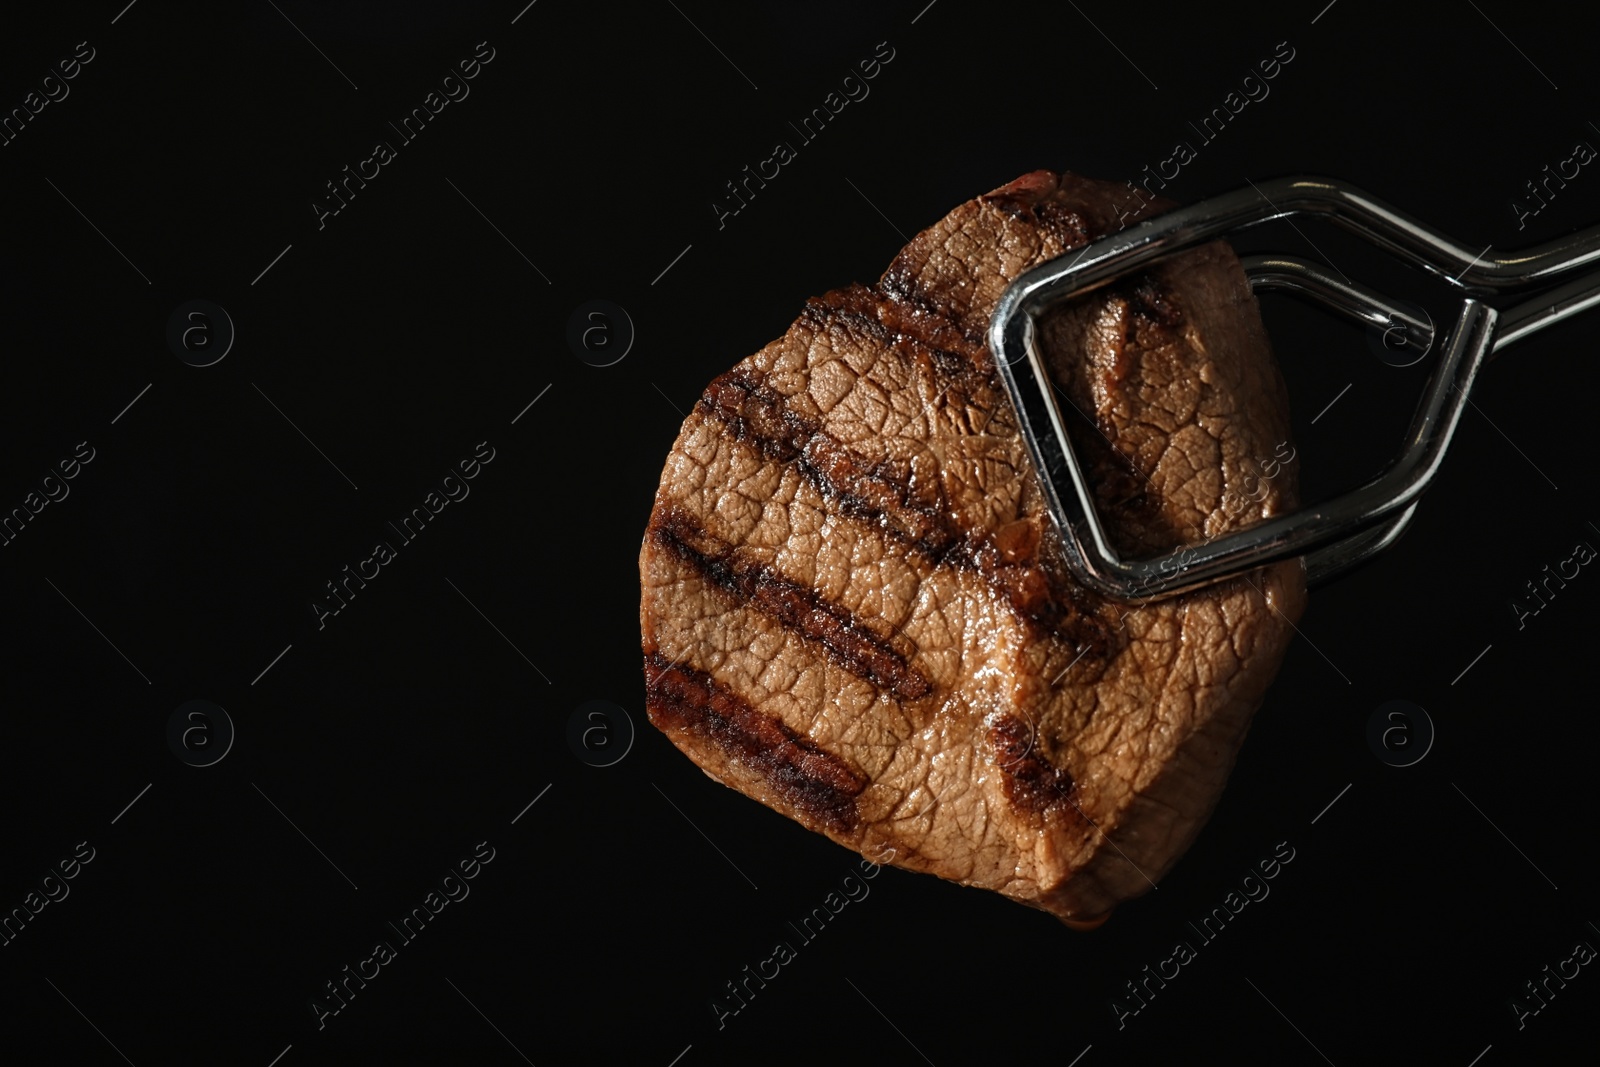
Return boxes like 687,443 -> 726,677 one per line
1,1 -> 1597,1063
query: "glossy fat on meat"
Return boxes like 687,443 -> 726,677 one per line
639,170 -> 1306,924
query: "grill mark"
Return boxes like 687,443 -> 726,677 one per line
876,264 -> 992,351
981,196 -> 1093,252
801,284 -> 990,383
988,714 -> 1077,816
796,294 -> 1009,454
980,172 -> 1174,246
1129,274 -> 1185,328
1041,276 -> 1198,556
697,369 -> 967,564
694,366 -> 1114,661
875,176 -> 1180,356
650,508 -> 934,703
644,651 -> 866,834
876,188 -> 1097,343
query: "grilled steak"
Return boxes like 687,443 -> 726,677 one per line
639,169 -> 1306,924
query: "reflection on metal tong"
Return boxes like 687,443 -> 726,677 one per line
988,176 -> 1600,602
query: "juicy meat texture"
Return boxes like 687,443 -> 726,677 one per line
639,170 -> 1307,924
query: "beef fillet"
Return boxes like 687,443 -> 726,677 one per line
639,170 -> 1306,924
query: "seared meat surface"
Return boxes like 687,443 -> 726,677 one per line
640,170 -> 1305,923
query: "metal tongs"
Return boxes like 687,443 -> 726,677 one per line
989,176 -> 1600,602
